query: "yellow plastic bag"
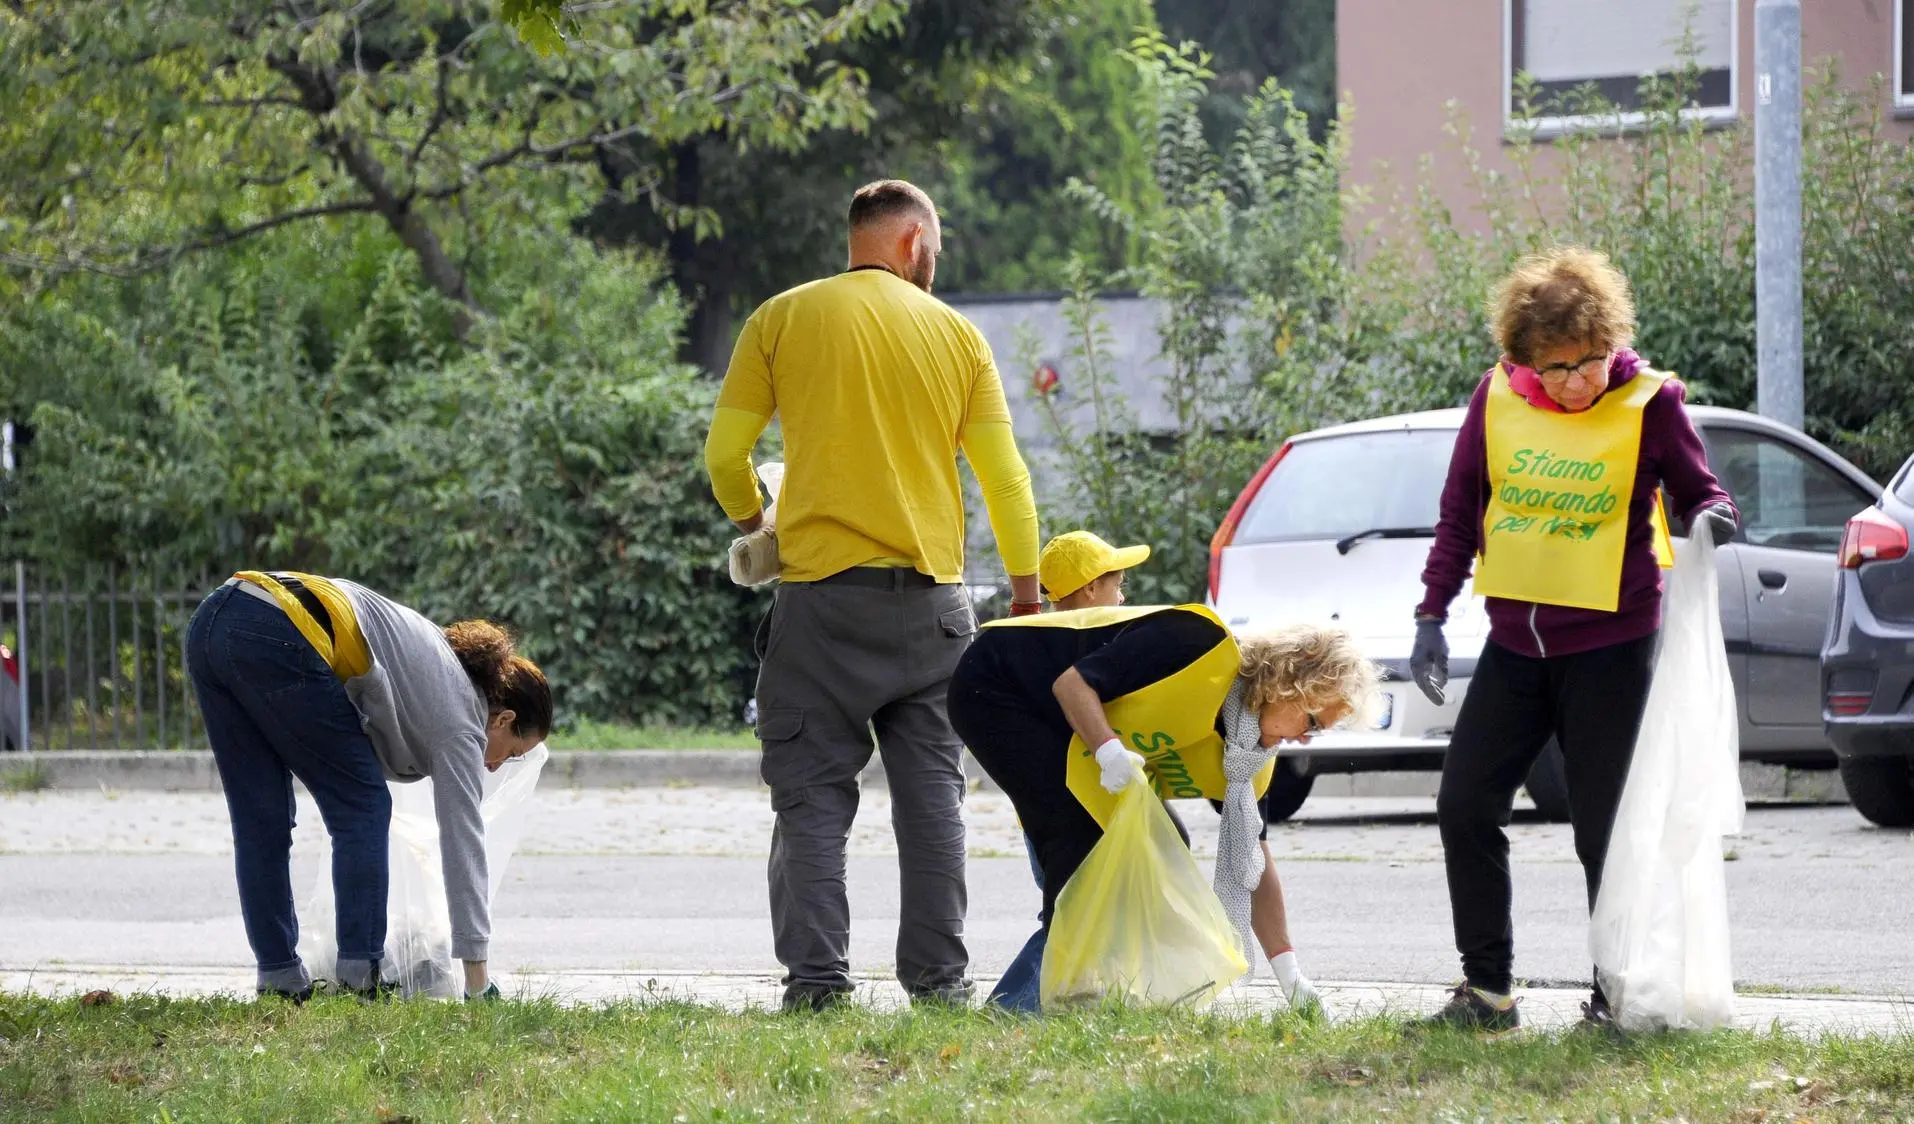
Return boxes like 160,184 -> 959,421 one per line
1040,779 -> 1249,1010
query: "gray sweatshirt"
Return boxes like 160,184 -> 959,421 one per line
336,580 -> 491,963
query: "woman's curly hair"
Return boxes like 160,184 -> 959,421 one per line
1236,624 -> 1381,730
1489,245 -> 1636,366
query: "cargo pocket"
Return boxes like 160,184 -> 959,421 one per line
938,606 -> 978,639
756,707 -> 805,792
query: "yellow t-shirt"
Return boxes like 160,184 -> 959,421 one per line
705,269 -> 1038,583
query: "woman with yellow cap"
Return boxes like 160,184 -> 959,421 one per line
186,570 -> 551,1002
952,531 -> 1378,1013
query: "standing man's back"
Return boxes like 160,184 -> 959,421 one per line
704,179 -> 1042,1012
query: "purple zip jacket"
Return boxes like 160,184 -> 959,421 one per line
1416,349 -> 1736,659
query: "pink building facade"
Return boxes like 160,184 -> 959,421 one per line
1337,0 -> 1914,233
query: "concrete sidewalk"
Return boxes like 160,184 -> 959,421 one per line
0,749 -> 1853,803
4,965 -> 1907,1037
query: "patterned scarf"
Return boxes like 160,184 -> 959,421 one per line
1214,677 -> 1274,974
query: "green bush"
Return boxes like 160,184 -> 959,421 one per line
0,223 -> 764,727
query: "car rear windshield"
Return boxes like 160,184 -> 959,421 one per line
1234,429 -> 1459,544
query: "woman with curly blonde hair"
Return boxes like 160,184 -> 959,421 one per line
1410,246 -> 1737,1030
947,554 -> 1378,1015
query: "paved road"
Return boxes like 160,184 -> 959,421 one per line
2,788 -> 1910,996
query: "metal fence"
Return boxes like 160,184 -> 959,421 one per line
1,563 -> 217,752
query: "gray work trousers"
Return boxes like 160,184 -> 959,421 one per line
753,571 -> 976,1000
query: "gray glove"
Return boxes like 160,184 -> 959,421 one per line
1410,618 -> 1449,706
1696,501 -> 1738,546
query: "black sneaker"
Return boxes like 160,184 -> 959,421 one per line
1578,992 -> 1618,1033
255,985 -> 312,1005
781,984 -> 853,1014
908,982 -> 976,1010
349,978 -> 403,1004
1418,985 -> 1521,1032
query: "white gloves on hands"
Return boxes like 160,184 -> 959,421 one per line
1094,738 -> 1146,793
1271,950 -> 1322,1014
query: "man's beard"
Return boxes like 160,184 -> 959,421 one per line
909,244 -> 935,292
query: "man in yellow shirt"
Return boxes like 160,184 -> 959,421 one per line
703,179 -> 1042,1011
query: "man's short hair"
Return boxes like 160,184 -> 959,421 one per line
848,180 -> 936,230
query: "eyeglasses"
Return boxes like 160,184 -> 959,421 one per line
1534,352 -> 1610,387
1304,712 -> 1324,735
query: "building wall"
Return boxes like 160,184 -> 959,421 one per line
1338,0 -> 1914,237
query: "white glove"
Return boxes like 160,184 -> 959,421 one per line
1094,738 -> 1145,793
1270,950 -> 1322,1013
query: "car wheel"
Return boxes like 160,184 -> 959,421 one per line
1261,758 -> 1317,824
1524,739 -> 1572,822
1837,755 -> 1914,828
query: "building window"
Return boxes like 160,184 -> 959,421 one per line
1898,0 -> 1914,110
1505,0 -> 1738,136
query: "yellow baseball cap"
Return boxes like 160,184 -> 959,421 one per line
1039,531 -> 1152,600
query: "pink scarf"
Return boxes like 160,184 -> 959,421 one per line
1503,348 -> 1645,412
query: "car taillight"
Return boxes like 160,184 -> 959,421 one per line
1209,442 -> 1292,602
1827,691 -> 1872,717
1837,507 -> 1910,569
1826,669 -> 1877,717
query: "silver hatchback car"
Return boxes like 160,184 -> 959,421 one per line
1209,406 -> 1881,821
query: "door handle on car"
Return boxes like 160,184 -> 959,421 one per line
1757,568 -> 1787,590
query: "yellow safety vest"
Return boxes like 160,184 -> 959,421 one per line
1473,364 -> 1675,612
233,570 -> 372,680
982,604 -> 1271,827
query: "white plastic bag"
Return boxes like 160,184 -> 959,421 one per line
1589,533 -> 1743,1030
727,461 -> 784,588
298,742 -> 548,998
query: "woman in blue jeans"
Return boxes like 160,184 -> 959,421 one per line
187,570 -> 551,1001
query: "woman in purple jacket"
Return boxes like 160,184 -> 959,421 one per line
1409,247 -> 1738,1030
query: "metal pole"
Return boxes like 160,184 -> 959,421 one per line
1755,0 -> 1803,430
85,566 -> 98,749
153,571 -> 166,749
61,571 -> 72,750
37,568 -> 49,748
131,561 -> 142,749
108,564 -> 120,751
2,424 -> 20,751
13,562 -> 26,752
180,579 -> 192,749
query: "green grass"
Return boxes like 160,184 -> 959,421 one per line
4,994 -> 1913,1122
0,762 -> 52,793
544,720 -> 756,751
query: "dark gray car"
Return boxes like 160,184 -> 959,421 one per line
1821,452 -> 1914,827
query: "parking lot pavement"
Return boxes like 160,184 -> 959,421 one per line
2,787 -> 1909,999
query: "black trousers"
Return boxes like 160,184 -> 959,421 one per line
947,664 -> 1187,926
1437,633 -> 1657,996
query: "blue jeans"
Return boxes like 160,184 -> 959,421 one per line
187,584 -> 392,991
987,833 -> 1047,1013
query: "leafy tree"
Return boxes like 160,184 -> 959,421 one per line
1153,0 -> 1336,136
0,0 -> 905,332
578,0 -> 1159,371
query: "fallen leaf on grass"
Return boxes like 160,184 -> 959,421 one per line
105,1065 -> 144,1088
1798,1080 -> 1837,1106
1319,1063 -> 1372,1087
375,1105 -> 418,1124
939,1044 -> 961,1062
79,990 -> 116,1007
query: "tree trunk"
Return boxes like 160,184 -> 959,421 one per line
272,55 -> 482,338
